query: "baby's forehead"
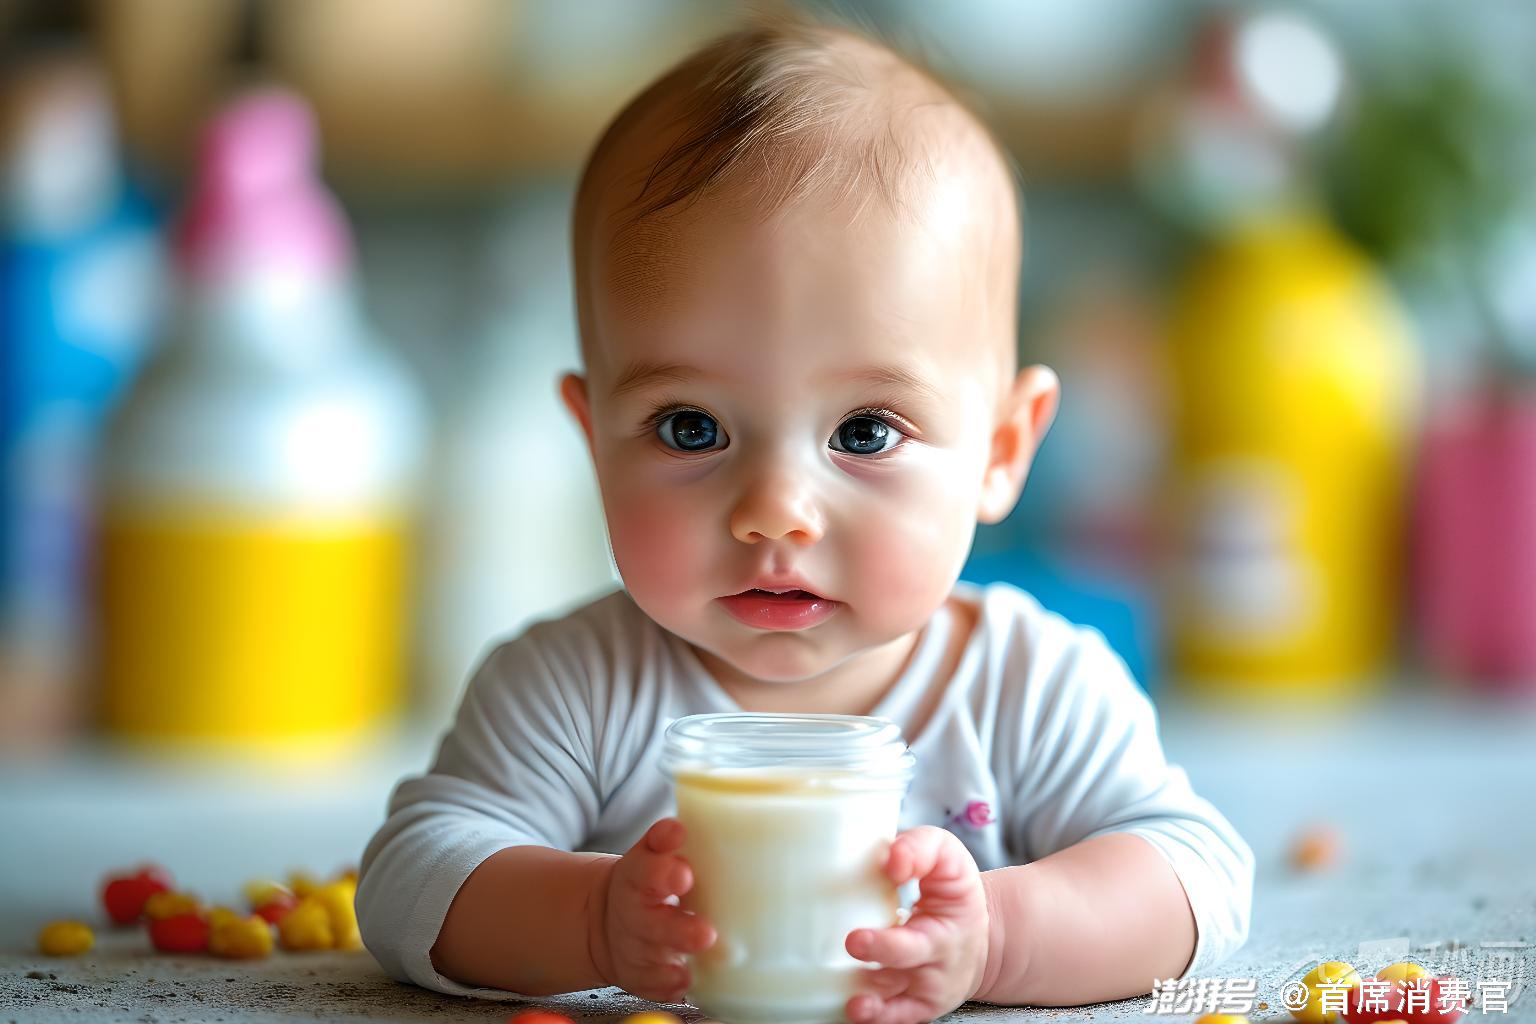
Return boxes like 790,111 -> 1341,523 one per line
586,190 -> 1013,408
572,22 -> 1021,387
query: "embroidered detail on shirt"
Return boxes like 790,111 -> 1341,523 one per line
944,800 -> 996,829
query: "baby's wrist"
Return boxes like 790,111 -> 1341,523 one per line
583,855 -> 620,986
973,866 -> 1038,1003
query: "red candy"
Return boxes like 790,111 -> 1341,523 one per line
506,1012 -> 576,1024
101,866 -> 174,925
149,912 -> 210,954
253,892 -> 298,925
1344,976 -> 1470,1024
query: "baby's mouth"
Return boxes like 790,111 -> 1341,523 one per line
735,588 -> 823,601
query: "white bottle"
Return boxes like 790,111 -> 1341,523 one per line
417,189 -> 614,717
96,89 -> 427,749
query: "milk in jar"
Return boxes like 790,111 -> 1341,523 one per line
661,713 -> 916,1024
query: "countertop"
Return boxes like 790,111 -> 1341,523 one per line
3,691 -> 1534,1023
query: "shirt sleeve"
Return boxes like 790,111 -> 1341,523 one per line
1004,622 -> 1255,978
355,634 -> 604,998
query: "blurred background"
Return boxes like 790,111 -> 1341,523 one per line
2,0 -> 1536,987
6,0 -> 1534,740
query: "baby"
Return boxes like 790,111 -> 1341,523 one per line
357,15 -> 1253,1023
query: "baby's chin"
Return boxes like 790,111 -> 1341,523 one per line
684,628 -> 863,688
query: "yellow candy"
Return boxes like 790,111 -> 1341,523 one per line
1293,961 -> 1361,1024
288,871 -> 320,899
207,906 -> 244,929
1377,962 -> 1429,983
623,1015 -> 684,1024
1195,1016 -> 1250,1024
278,897 -> 334,951
37,920 -> 94,957
209,914 -> 274,959
143,890 -> 200,921
242,879 -> 292,908
312,878 -> 361,950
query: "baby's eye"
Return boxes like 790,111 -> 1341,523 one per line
656,409 -> 725,452
829,415 -> 904,456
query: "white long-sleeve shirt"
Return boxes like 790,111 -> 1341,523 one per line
357,581 -> 1254,998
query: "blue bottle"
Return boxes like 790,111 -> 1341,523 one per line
0,59 -> 164,737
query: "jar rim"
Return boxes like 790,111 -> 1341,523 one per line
661,711 -> 916,778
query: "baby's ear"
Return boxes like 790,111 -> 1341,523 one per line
559,372 -> 596,451
977,365 -> 1060,525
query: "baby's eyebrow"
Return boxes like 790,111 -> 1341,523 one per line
840,364 -> 944,407
609,361 -> 705,400
608,360 -> 944,405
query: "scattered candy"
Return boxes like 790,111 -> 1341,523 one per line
1343,968 -> 1468,1024
506,1012 -> 577,1024
1290,823 -> 1343,872
622,1014 -> 684,1024
149,912 -> 210,954
209,912 -> 274,959
37,920 -> 94,956
243,880 -> 292,907
143,890 -> 201,921
288,871 -> 321,899
1294,961 -> 1362,1024
1195,1016 -> 1251,1024
311,878 -> 361,950
101,866 -> 173,925
278,897 -> 334,951
207,906 -> 244,929
85,863 -> 363,959
252,891 -> 298,925
1378,962 -> 1429,984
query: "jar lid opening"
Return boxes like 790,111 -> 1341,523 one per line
661,712 -> 916,779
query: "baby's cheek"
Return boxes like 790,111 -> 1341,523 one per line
604,483 -> 707,597
846,463 -> 977,614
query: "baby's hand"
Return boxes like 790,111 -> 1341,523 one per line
589,818 -> 716,1004
845,826 -> 990,1024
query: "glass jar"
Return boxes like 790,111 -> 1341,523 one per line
660,712 -> 916,1024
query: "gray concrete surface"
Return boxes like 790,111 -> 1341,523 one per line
3,692 -> 1534,1022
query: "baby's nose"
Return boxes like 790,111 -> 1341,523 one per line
728,465 -> 825,545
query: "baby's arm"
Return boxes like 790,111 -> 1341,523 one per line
430,845 -> 615,993
976,831 -> 1196,1004
431,822 -> 714,999
983,624 -> 1254,1006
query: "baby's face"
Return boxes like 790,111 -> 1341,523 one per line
567,183 -> 1021,687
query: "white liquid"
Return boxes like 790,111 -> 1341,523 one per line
675,770 -> 903,1024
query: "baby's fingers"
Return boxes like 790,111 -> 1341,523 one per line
848,992 -> 940,1024
846,925 -> 935,969
642,818 -> 686,855
642,904 -> 716,954
630,856 -> 693,903
885,826 -> 977,896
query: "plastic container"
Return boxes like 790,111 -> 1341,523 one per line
95,89 -> 426,750
660,713 -> 915,1024
1416,382 -> 1536,690
0,59 -> 163,738
1165,211 -> 1416,694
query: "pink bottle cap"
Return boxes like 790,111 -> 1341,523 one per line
174,87 -> 351,282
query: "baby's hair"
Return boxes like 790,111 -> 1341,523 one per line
572,6 -> 1025,380
583,6 -> 1022,234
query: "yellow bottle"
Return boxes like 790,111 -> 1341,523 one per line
1165,210 -> 1416,695
95,90 -> 425,752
